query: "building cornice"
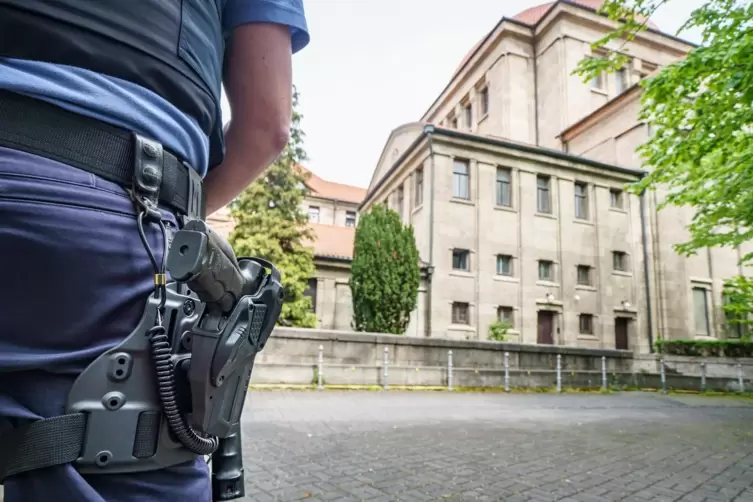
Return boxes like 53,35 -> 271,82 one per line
360,125 -> 645,210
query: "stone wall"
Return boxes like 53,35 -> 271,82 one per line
252,328 -> 753,392
252,327 -> 634,387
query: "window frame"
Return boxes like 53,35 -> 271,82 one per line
496,254 -> 513,276
496,167 -> 512,207
538,260 -> 554,281
452,248 -> 470,271
536,175 -> 552,214
579,314 -> 594,335
452,158 -> 470,200
574,181 -> 589,220
452,302 -> 470,325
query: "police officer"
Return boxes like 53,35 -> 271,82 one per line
0,1 -> 310,501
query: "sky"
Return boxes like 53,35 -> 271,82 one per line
221,0 -> 706,190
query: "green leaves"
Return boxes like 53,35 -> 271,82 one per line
349,204 -> 421,334
575,0 -> 753,309
228,87 -> 317,328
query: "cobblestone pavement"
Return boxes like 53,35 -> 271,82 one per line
238,391 -> 753,502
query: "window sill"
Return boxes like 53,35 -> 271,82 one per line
494,205 -> 516,214
450,271 -> 474,279
450,197 -> 474,206
494,275 -> 519,283
590,87 -> 608,96
612,270 -> 632,277
575,285 -> 597,292
609,207 -> 627,214
536,281 -> 560,288
478,113 -> 489,125
535,212 -> 556,220
412,204 -> 423,215
577,334 -> 599,341
573,218 -> 594,226
448,324 -> 476,332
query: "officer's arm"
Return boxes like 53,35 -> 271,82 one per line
203,22 -> 293,215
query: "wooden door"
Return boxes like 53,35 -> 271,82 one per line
615,317 -> 629,350
537,310 -> 554,345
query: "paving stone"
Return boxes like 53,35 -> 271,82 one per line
236,391 -> 753,502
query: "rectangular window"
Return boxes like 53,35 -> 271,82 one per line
452,249 -> 470,271
480,87 -> 489,116
496,254 -> 513,276
450,116 -> 458,129
498,306 -> 514,326
536,175 -> 551,214
453,159 -> 470,200
693,287 -> 710,336
496,167 -> 511,207
414,167 -> 424,207
723,293 -> 748,339
397,185 -> 404,219
613,251 -> 628,272
303,278 -> 318,313
463,101 -> 472,128
452,302 -> 470,325
308,206 -> 320,223
538,260 -> 553,281
616,68 -> 629,94
579,314 -> 594,334
577,265 -> 592,286
345,211 -> 356,227
574,182 -> 588,220
610,188 -> 624,209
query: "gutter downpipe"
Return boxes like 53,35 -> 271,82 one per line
639,188 -> 655,353
425,126 -> 436,338
533,42 -> 540,146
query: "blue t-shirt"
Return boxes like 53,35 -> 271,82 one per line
0,0 -> 310,177
0,1 -> 309,500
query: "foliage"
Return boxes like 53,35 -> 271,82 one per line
228,86 -> 316,327
488,320 -> 511,342
573,1 -> 753,274
721,276 -> 753,339
349,204 -> 420,334
655,338 -> 753,357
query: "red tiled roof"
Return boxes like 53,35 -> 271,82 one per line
514,0 -> 659,29
306,223 -> 355,260
449,1 -> 659,82
297,165 -> 366,205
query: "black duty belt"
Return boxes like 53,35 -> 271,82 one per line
0,89 -> 205,220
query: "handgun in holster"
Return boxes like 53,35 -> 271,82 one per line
0,219 -> 284,502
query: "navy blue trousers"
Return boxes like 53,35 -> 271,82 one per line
0,146 -> 211,501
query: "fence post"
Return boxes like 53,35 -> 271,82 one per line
383,347 -> 389,391
317,344 -> 324,391
601,356 -> 607,392
556,354 -> 562,393
738,363 -> 744,393
504,352 -> 510,393
660,357 -> 667,394
700,362 -> 706,392
447,350 -> 453,391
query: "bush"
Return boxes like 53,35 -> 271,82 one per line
655,339 -> 753,358
488,320 -> 511,342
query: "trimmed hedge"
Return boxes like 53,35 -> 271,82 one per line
656,339 -> 753,358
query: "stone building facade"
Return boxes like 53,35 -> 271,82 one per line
359,0 -> 747,351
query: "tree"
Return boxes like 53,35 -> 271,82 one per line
349,204 -> 420,334
574,0 -> 753,327
228,87 -> 317,327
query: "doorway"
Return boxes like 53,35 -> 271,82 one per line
537,310 -> 554,344
615,317 -> 629,350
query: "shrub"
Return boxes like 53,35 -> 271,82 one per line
655,339 -> 753,358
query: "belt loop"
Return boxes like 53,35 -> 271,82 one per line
131,134 -> 164,221
184,161 -> 205,222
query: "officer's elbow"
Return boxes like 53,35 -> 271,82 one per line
268,122 -> 290,156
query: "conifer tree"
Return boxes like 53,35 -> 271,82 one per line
349,204 -> 420,334
228,87 -> 317,327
